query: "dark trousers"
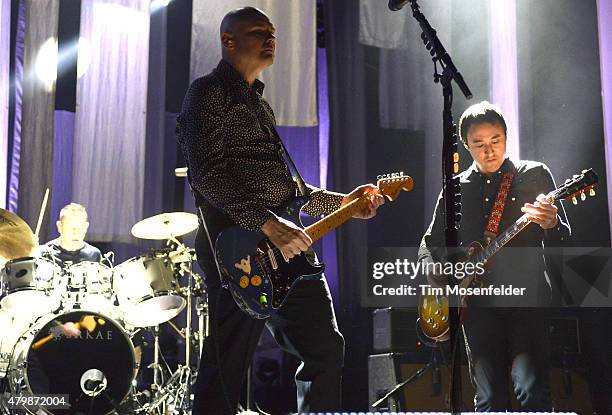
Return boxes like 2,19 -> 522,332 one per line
462,308 -> 551,412
192,232 -> 344,414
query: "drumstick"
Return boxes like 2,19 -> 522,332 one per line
34,188 -> 50,237
31,316 -> 106,350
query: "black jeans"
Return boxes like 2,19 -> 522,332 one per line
192,230 -> 344,414
462,308 -> 551,412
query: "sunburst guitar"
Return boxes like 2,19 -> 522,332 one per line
418,168 -> 598,341
215,176 -> 413,319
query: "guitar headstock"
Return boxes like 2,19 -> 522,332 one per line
552,168 -> 598,205
376,175 -> 414,201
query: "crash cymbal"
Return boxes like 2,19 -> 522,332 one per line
131,212 -> 198,240
0,208 -> 38,261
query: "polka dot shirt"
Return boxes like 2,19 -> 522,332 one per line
177,59 -> 344,231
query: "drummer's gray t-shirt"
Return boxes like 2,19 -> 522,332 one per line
41,239 -> 102,265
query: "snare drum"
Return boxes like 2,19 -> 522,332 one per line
63,261 -> 114,312
114,252 -> 185,327
0,257 -> 61,313
7,310 -> 136,414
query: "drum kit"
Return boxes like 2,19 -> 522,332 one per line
0,208 -> 207,415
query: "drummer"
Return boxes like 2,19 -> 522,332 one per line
40,203 -> 101,266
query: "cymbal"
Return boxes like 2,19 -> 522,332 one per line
0,208 -> 38,262
131,212 -> 198,240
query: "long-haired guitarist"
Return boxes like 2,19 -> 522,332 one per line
418,101 -> 570,411
176,7 -> 383,414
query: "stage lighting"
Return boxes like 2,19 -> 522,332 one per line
35,37 -> 58,91
76,37 -> 93,79
150,0 -> 172,13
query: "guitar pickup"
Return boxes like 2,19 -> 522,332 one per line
267,244 -> 278,270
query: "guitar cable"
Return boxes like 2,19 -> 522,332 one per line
198,205 -> 236,415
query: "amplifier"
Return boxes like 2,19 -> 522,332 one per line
368,352 -> 474,411
373,307 -> 418,353
368,353 -> 591,413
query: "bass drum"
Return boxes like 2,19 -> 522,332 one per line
7,310 -> 135,414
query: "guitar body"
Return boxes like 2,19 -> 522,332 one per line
417,241 -> 484,341
215,197 -> 324,319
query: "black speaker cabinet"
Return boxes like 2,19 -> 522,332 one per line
372,308 -> 418,353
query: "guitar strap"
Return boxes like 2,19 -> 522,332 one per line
271,128 -> 311,198
483,172 -> 515,244
461,171 -> 515,323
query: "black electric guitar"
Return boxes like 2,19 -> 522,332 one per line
418,169 -> 598,341
215,176 -> 414,319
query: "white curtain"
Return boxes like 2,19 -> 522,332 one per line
490,0 -> 519,161
73,0 -> 150,242
0,0 -> 10,208
358,0 -> 411,50
190,0 -> 317,127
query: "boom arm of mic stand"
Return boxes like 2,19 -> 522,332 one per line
408,0 -> 473,99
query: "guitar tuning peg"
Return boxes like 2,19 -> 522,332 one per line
589,188 -> 596,197
580,191 -> 586,201
572,196 -> 578,205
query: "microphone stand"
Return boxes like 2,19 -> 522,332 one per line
405,1 -> 472,413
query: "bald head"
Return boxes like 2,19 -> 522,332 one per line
220,7 -> 269,36
218,7 -> 276,83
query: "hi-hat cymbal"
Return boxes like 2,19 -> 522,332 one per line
131,212 -> 198,240
0,208 -> 38,262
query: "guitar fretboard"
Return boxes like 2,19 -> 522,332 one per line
476,214 -> 531,264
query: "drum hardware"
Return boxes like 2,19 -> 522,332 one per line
80,368 -> 108,397
167,320 -> 186,339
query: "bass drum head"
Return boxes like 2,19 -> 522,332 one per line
10,310 -> 135,414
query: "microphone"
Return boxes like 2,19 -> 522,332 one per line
80,369 -> 107,397
388,0 -> 410,11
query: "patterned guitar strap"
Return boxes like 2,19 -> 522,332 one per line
475,172 -> 515,288
461,171 -> 514,322
484,172 -> 515,245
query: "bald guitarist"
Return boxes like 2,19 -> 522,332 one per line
418,101 -> 570,412
176,7 -> 384,414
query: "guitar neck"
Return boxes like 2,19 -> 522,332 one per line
304,197 -> 369,243
475,189 -> 563,263
476,214 -> 531,263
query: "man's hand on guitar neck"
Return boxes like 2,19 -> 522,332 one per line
341,184 -> 385,219
261,216 -> 312,259
521,194 -> 559,229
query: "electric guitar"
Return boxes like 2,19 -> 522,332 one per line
418,169 -> 598,341
215,176 -> 414,319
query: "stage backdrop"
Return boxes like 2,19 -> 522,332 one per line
0,0 -> 9,209
72,0 -> 150,242
190,0 -> 317,127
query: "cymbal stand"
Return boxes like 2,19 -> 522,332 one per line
195,294 -> 208,366
149,325 -> 169,415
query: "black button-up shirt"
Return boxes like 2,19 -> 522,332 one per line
176,60 -> 343,233
419,158 -> 571,306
